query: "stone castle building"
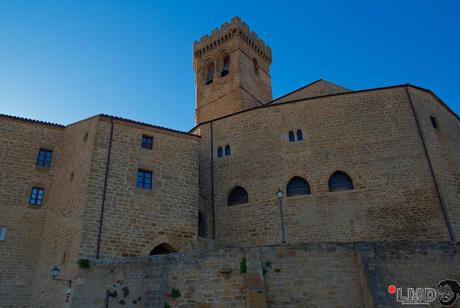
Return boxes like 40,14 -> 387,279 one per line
1,17 -> 459,307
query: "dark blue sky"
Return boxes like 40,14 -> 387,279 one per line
1,0 -> 459,131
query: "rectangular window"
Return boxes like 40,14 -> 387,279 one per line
36,149 -> 53,167
29,187 -> 44,206
136,170 -> 152,190
0,227 -> 6,241
141,135 -> 153,149
430,116 -> 438,129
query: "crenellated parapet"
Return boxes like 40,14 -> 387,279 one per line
193,16 -> 272,64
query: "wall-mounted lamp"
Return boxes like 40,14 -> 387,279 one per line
50,265 -> 72,302
276,189 -> 286,244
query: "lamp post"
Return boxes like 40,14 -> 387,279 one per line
50,265 -> 72,303
276,189 -> 286,244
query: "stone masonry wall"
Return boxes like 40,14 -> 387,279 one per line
408,87 -> 460,240
0,117 -> 63,307
198,87 -> 450,246
80,117 -> 200,259
28,117 -> 99,307
72,248 -> 247,307
71,241 -> 460,308
271,80 -> 350,104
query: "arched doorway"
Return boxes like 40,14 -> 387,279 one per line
149,243 -> 176,255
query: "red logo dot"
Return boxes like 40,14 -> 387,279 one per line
388,285 -> 396,294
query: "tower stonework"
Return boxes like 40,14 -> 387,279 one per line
193,17 -> 272,124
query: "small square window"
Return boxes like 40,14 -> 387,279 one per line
141,135 -> 153,150
136,170 -> 152,190
430,116 -> 438,129
29,187 -> 44,206
37,149 -> 53,167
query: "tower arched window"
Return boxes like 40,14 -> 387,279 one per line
296,129 -> 303,141
253,58 -> 259,75
227,186 -> 248,206
287,177 -> 311,197
217,146 -> 223,158
206,62 -> 215,85
225,145 -> 231,156
288,131 -> 295,142
221,54 -> 230,77
328,171 -> 354,192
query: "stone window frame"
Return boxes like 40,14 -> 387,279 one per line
29,187 -> 45,207
219,51 -> 230,77
136,169 -> 153,190
286,176 -> 311,197
253,58 -> 259,75
225,145 -> 231,156
141,134 -> 154,150
217,146 -> 223,158
296,129 -> 303,141
205,59 -> 215,85
36,148 -> 53,167
328,170 -> 354,192
227,186 -> 249,206
0,227 -> 6,241
430,115 -> 438,129
288,131 -> 295,142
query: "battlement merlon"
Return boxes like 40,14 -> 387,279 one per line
193,16 -> 272,64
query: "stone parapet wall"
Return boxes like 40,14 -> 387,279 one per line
71,241 -> 460,307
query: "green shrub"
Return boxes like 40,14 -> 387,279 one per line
171,288 -> 181,299
78,259 -> 90,269
240,257 -> 247,273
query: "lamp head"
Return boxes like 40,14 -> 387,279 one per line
276,189 -> 283,200
50,265 -> 60,280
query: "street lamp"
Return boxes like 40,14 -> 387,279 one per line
50,265 -> 72,302
276,189 -> 286,244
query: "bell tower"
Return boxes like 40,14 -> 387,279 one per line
193,17 -> 273,124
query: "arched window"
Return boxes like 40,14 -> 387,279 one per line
227,186 -> 248,206
287,177 -> 311,197
221,54 -> 230,77
328,171 -> 354,192
225,145 -> 231,156
296,129 -> 303,141
217,146 -> 223,158
288,131 -> 295,142
206,62 -> 215,85
149,243 -> 176,255
253,58 -> 259,75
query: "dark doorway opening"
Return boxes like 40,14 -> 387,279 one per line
149,243 -> 176,255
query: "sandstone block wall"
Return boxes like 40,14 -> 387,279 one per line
72,248 -> 247,307
270,79 -> 350,104
195,87 -> 452,246
0,115 -> 201,307
408,87 -> 460,240
71,241 -> 460,308
80,117 -> 200,259
0,116 -> 63,306
28,117 -> 99,307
